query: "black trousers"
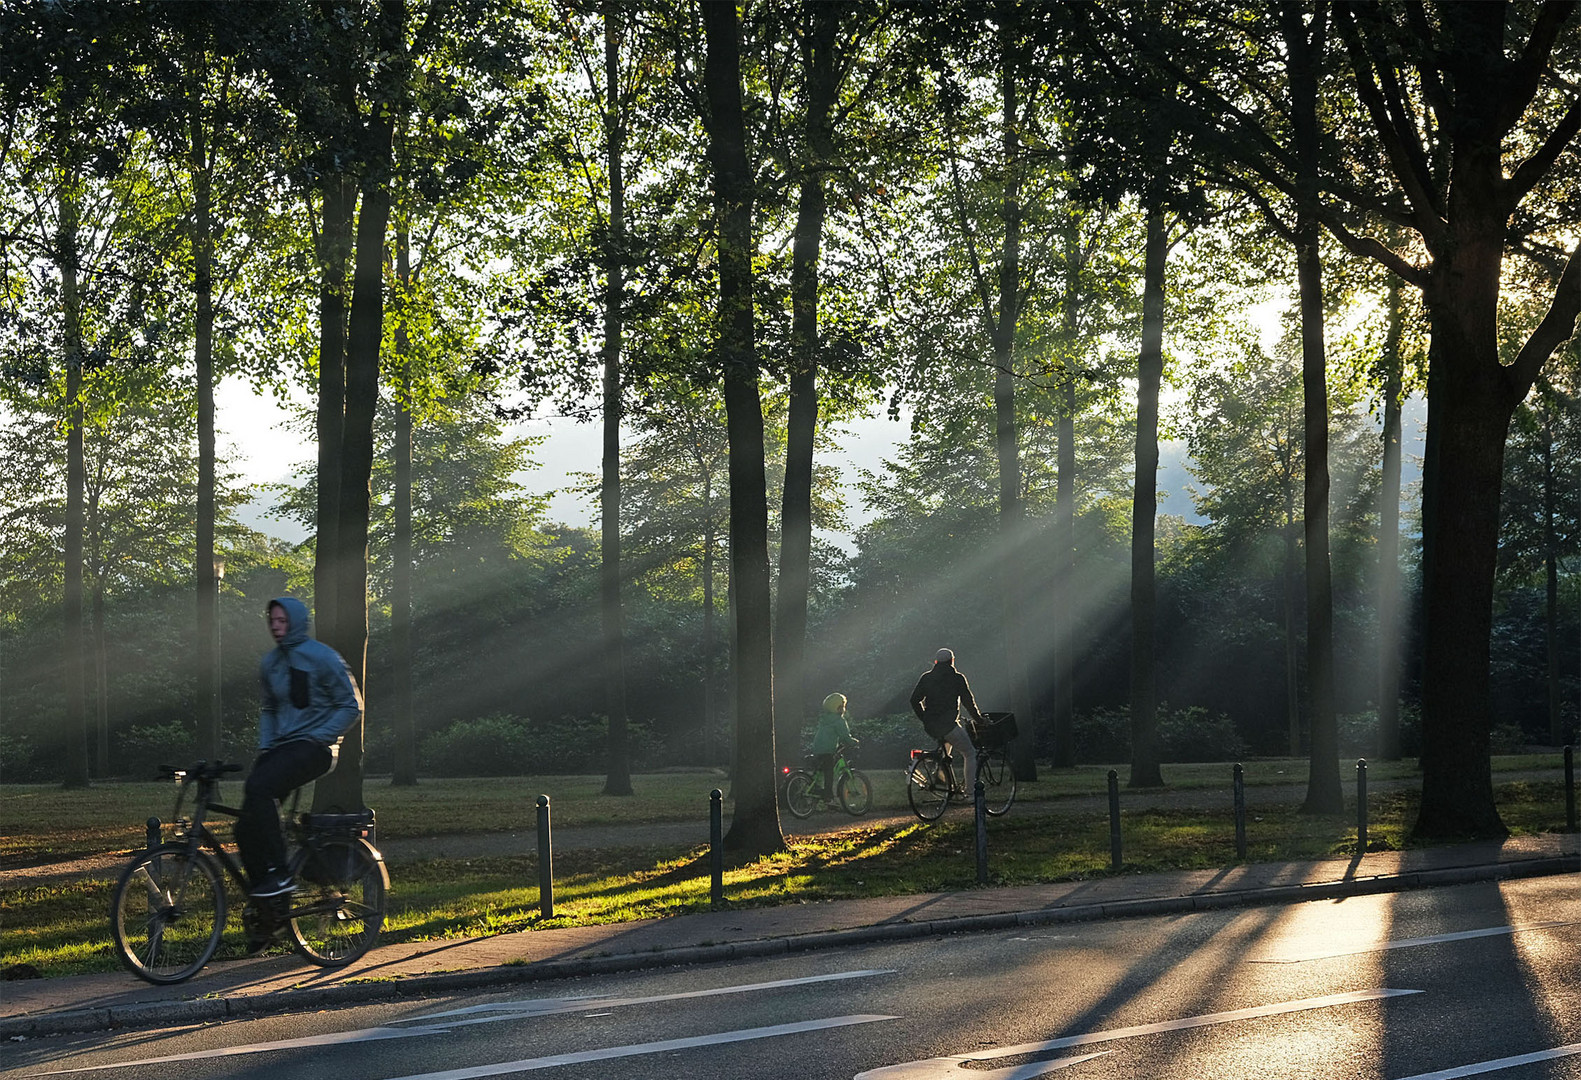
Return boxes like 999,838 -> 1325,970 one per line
235,739 -> 334,883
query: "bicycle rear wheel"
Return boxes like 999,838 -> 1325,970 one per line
979,749 -> 1018,816
784,771 -> 818,819
289,838 -> 387,966
838,769 -> 873,816
110,844 -> 226,985
906,751 -> 952,821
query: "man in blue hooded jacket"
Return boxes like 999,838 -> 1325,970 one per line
236,597 -> 363,900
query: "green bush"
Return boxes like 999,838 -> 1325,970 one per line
0,730 -> 41,782
417,713 -> 663,777
1337,708 -> 1423,759
117,722 -> 199,780
1072,704 -> 1247,764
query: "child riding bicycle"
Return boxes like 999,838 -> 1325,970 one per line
809,692 -> 859,798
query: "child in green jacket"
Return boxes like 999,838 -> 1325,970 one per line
810,692 -> 858,798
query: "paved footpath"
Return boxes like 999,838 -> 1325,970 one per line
3,833 -> 1576,1039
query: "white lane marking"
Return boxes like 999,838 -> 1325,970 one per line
379,1015 -> 898,1080
1248,922 -> 1570,963
854,989 -> 1421,1079
400,968 -> 895,1023
1392,1042 -> 1581,1079
25,969 -> 896,1075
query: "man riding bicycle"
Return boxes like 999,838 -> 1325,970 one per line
237,597 -> 362,907
908,648 -> 981,793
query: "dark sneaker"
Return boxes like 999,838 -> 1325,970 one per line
250,872 -> 296,899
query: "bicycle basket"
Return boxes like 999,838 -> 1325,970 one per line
973,712 -> 1018,748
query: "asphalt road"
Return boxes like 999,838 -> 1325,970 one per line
7,875 -> 1581,1080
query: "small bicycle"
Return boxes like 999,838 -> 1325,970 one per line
781,744 -> 873,818
906,712 -> 1019,821
109,759 -> 388,985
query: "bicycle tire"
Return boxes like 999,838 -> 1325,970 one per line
838,769 -> 873,816
288,838 -> 387,967
110,843 -> 226,985
784,771 -> 818,819
979,749 -> 1018,816
906,751 -> 951,821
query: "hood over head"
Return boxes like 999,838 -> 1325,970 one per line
269,596 -> 311,649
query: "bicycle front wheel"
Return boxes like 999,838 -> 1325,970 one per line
110,844 -> 226,985
907,752 -> 951,821
838,770 -> 873,816
784,771 -> 818,819
289,838 -> 387,967
979,749 -> 1018,816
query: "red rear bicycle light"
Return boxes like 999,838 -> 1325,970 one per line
910,750 -> 923,760
781,766 -> 790,775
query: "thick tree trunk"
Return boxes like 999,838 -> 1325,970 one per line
1377,276 -> 1405,760
775,0 -> 839,761
391,228 -> 417,787
313,175 -> 354,642
93,585 -> 108,776
316,115 -> 396,814
1128,201 -> 1166,788
1296,217 -> 1341,813
1284,512 -> 1301,756
702,0 -> 784,857
993,17 -> 1036,781
1542,406 -> 1562,744
191,77 -> 222,764
601,1 -> 632,796
61,182 -> 89,790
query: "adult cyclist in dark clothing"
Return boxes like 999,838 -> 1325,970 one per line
909,648 -> 981,792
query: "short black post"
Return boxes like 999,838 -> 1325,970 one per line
1356,759 -> 1368,854
145,816 -> 161,852
1566,746 -> 1576,832
974,780 -> 988,885
536,794 -> 554,918
1232,763 -> 1247,861
709,788 -> 724,906
1107,769 -> 1122,870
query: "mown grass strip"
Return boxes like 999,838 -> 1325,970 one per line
3,777 -> 1567,979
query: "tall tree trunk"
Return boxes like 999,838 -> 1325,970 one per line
601,0 -> 632,796
60,180 -> 90,790
1376,275 -> 1405,760
1282,2 -> 1341,814
391,227 -> 417,787
314,175 -> 354,642
775,0 -> 839,760
1284,504 -> 1301,756
702,0 -> 784,857
1542,401 -> 1561,745
1052,373 -> 1076,768
93,583 -> 108,776
988,9 -> 1035,780
702,484 -> 718,764
1128,199 -> 1166,789
190,55 -> 222,763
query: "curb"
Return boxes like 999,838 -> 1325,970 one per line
5,853 -> 1575,1039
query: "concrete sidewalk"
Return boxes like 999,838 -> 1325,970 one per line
4,834 -> 1576,1039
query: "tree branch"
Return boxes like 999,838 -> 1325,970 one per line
1511,239 -> 1581,393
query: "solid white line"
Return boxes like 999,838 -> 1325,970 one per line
1391,1042 -> 1581,1079
400,968 -> 896,1023
378,1014 -> 898,1080
854,989 -> 1421,1079
1248,922 -> 1570,963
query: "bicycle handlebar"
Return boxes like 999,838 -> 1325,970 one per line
157,761 -> 244,782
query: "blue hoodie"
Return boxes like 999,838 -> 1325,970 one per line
258,597 -> 363,751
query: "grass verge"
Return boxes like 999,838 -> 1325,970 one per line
2,773 -> 1569,979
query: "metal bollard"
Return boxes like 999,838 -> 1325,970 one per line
1566,747 -> 1576,833
1108,769 -> 1122,870
145,816 -> 161,852
1356,759 -> 1368,854
710,788 -> 724,906
536,794 -> 554,918
1232,763 -> 1247,861
974,780 -> 988,885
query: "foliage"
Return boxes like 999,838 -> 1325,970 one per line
415,712 -> 663,778
1071,704 -> 1248,765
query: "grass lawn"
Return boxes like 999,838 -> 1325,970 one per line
2,756 -> 1572,979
